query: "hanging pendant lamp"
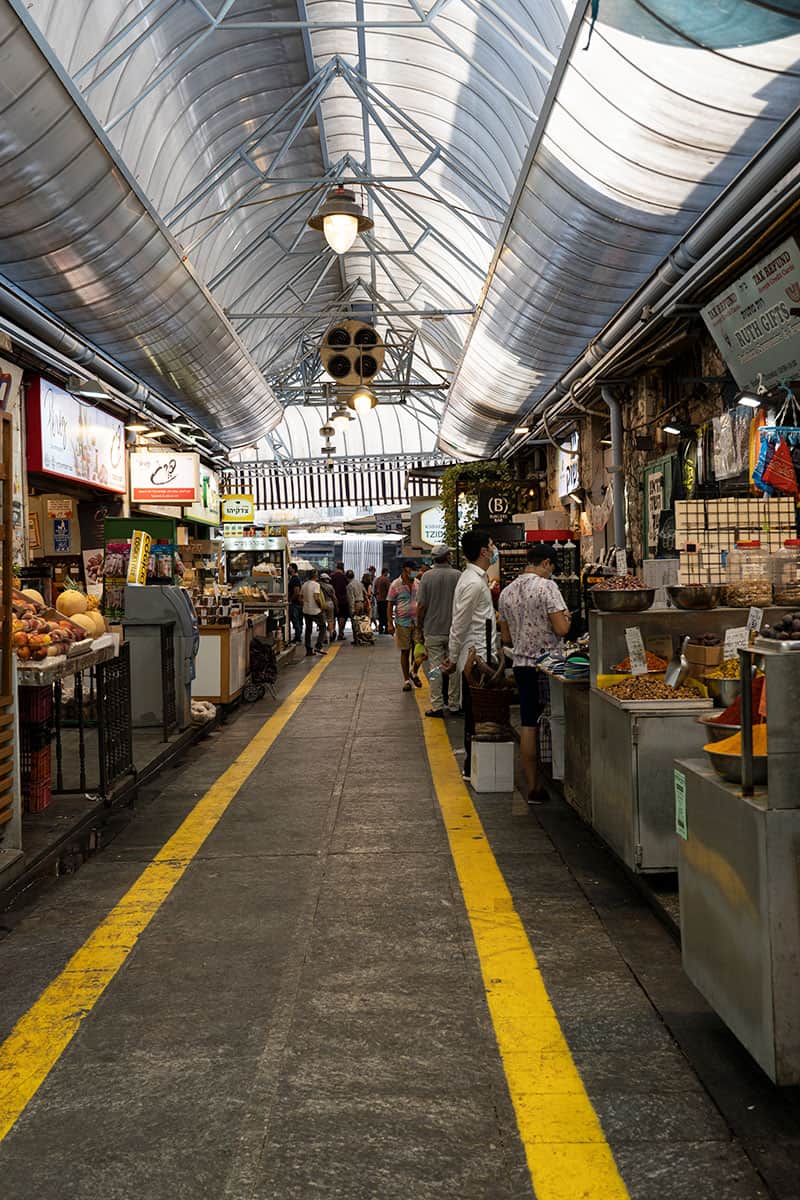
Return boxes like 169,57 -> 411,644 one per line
308,187 -> 373,254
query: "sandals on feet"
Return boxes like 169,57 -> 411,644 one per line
402,681 -> 413,692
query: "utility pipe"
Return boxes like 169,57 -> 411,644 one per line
508,108 -> 800,453
601,386 -> 626,549
0,277 -> 230,452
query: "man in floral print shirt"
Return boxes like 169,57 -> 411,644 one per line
498,544 -> 571,805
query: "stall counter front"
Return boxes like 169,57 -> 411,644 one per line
194,616 -> 247,705
676,646 -> 800,1085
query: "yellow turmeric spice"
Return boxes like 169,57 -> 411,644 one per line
705,725 -> 768,756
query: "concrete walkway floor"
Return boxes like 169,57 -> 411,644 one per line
0,638 -> 798,1199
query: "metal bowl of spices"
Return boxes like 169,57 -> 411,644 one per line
666,584 -> 722,610
591,587 -> 655,613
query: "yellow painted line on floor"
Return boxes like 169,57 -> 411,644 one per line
415,685 -> 630,1200
0,647 -> 339,1141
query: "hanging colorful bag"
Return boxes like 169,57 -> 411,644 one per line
761,436 -> 799,496
752,431 -> 776,496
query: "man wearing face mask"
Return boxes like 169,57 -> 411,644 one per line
387,559 -> 421,691
498,544 -> 571,804
441,530 -> 499,779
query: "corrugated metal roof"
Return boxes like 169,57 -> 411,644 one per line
10,1 -> 800,461
439,0 -> 800,456
0,1 -> 283,446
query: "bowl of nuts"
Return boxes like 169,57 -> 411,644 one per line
666,584 -> 722,610
591,575 -> 655,613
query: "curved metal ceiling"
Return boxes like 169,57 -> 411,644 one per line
439,0 -> 800,457
0,1 -> 283,447
21,0 -> 574,458
12,1 -> 798,462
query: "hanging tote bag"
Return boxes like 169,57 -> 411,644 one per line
762,436 -> 800,495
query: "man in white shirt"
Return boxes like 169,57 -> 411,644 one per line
499,544 -> 571,804
442,530 -> 498,778
300,569 -> 327,657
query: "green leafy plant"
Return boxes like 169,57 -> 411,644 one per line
440,460 -> 513,549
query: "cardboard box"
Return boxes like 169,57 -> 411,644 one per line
685,643 -> 723,670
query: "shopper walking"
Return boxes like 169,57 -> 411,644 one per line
346,570 -> 367,645
301,569 -> 327,657
330,561 -> 350,641
319,572 -> 337,643
288,562 -> 303,645
387,560 -> 420,691
415,544 -> 461,718
441,531 -> 498,779
374,567 -> 391,634
498,544 -> 570,804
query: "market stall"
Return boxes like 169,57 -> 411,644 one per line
676,640 -> 800,1085
589,593 -> 791,873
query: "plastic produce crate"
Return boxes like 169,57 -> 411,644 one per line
18,685 -> 53,724
23,778 -> 51,814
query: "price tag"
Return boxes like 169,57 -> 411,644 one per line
746,606 -> 764,636
723,626 -> 749,658
624,626 -> 648,675
614,549 -> 628,576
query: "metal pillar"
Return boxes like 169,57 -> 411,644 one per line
601,385 -> 626,549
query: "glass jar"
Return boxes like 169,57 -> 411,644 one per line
772,539 -> 800,606
725,541 -> 773,608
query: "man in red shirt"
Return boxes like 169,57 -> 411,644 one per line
373,567 -> 391,634
330,561 -> 350,641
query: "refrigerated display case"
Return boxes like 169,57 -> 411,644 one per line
224,535 -> 288,640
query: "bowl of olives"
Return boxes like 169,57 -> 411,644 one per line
757,612 -> 800,649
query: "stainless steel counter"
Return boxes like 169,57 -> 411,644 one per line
590,690 -> 711,872
676,647 -> 800,1084
677,757 -> 800,1084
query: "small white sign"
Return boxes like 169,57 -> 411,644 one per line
746,606 -> 764,636
615,549 -> 628,576
557,430 -> 580,499
724,626 -> 750,658
131,451 -> 200,504
419,505 -> 446,547
675,770 -> 688,840
625,627 -> 648,675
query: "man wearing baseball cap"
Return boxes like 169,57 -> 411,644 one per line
415,544 -> 462,717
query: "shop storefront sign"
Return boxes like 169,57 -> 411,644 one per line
418,505 -> 446,545
221,494 -> 255,523
183,469 -> 221,525
26,377 -> 126,493
557,431 -> 580,499
701,236 -> 800,391
130,451 -> 200,504
477,486 -> 512,526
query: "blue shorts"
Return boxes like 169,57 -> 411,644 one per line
513,666 -> 542,728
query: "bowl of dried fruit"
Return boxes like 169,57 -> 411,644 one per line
591,575 -> 655,613
666,584 -> 722,610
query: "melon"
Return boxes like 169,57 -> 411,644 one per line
21,588 -> 45,607
87,611 -> 106,636
56,590 -> 89,617
69,613 -> 96,639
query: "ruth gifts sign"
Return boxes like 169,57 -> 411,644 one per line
701,236 -> 800,391
130,451 -> 200,504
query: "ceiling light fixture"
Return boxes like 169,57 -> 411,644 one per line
331,407 -> 352,433
125,422 -> 151,433
307,186 -> 373,255
346,385 -> 378,415
66,374 -> 110,400
662,422 -> 683,436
